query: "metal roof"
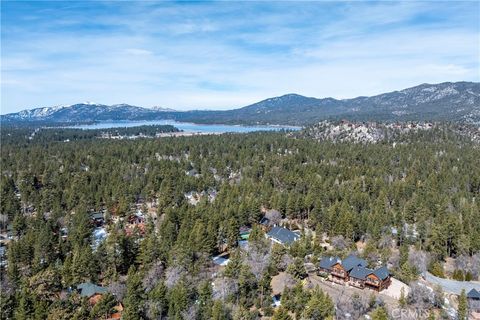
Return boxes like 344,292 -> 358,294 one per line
342,255 -> 367,272
468,288 -> 480,299
90,212 -> 104,220
267,226 -> 300,245
77,282 -> 108,297
349,266 -> 374,280
319,256 -> 341,270
373,266 -> 390,280
259,217 -> 270,226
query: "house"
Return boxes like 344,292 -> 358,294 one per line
239,226 -> 251,240
349,266 -> 374,289
259,217 -> 270,231
318,256 -> 341,276
468,289 -> 480,312
107,304 -> 124,320
329,255 -> 367,284
76,282 -> 108,305
317,255 -> 391,291
266,226 -> 300,246
212,253 -> 230,266
367,266 -> 391,291
349,266 -> 391,291
90,212 -> 105,227
125,223 -> 146,236
342,255 -> 368,273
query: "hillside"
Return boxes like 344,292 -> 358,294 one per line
2,82 -> 479,125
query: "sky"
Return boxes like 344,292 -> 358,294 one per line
1,1 -> 479,114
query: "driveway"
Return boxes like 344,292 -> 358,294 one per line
381,278 -> 410,300
425,272 -> 480,295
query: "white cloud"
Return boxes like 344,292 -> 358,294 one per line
1,1 -> 479,113
124,48 -> 154,56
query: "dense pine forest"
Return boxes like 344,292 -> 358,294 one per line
1,124 -> 479,319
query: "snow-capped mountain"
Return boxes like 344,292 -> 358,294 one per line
2,82 -> 479,125
2,103 -> 177,123
151,106 -> 177,112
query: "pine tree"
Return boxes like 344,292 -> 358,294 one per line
211,300 -> 229,320
302,287 -> 335,319
123,266 -> 144,320
272,306 -> 292,320
198,281 -> 213,320
457,289 -> 468,320
399,286 -> 407,307
371,306 -> 389,320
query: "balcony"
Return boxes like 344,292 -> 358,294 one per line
331,270 -> 346,278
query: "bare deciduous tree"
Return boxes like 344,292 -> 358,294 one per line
181,304 -> 199,320
265,209 -> 282,226
107,281 -> 126,302
407,282 -> 435,310
331,235 -> 350,251
471,253 -> 480,280
408,249 -> 429,274
388,250 -> 400,270
212,277 -> 238,301
336,293 -> 369,320
165,265 -> 187,289
143,261 -> 165,292
245,241 -> 271,280
378,234 -> 394,249
146,300 -> 167,320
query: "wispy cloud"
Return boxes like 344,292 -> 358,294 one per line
1,1 -> 479,113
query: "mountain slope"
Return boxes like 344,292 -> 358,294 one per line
198,81 -> 479,125
2,82 -> 479,125
3,103 -> 176,123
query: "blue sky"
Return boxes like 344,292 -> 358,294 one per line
1,1 -> 479,113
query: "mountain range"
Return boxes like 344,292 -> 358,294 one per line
2,82 -> 479,126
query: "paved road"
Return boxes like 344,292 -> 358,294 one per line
425,272 -> 480,295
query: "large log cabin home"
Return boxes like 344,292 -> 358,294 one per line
318,255 -> 391,291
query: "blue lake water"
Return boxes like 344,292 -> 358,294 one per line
67,120 -> 301,133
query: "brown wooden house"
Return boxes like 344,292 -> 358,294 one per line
365,266 -> 391,291
319,255 -> 391,292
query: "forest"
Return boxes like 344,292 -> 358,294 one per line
0,124 -> 479,319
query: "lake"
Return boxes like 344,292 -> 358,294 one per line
67,120 -> 301,133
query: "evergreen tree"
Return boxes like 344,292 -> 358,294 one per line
272,306 -> 293,320
371,306 -> 389,320
457,289 -> 468,320
123,266 -> 144,320
302,287 -> 335,319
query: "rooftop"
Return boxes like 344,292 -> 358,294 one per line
469,288 -> 480,299
349,266 -> 374,280
267,226 -> 300,245
77,282 -> 108,297
342,254 -> 367,272
319,256 -> 341,270
373,266 -> 390,280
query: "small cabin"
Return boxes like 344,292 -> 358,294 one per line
90,212 -> 105,227
76,282 -> 108,305
468,288 -> 480,312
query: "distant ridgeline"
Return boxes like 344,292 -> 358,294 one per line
0,125 -> 180,144
2,81 -> 479,126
